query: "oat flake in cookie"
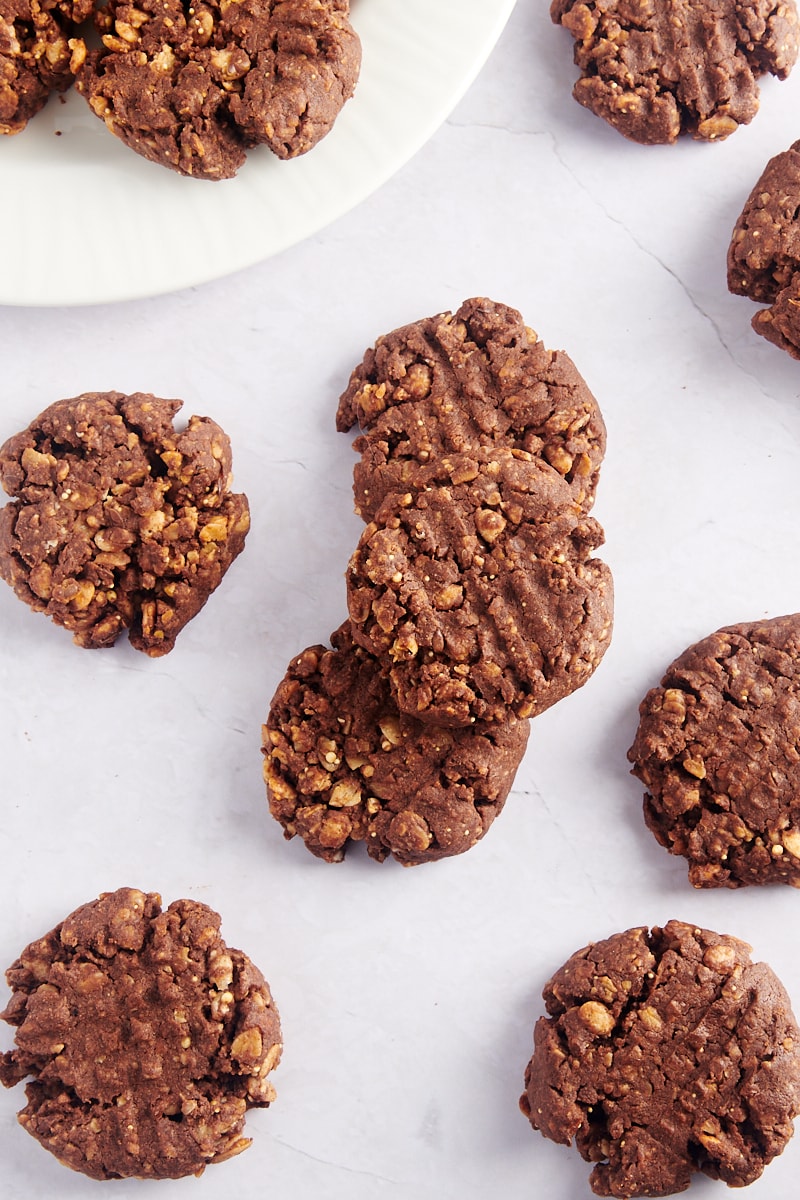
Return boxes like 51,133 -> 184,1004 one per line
337,297 -> 606,523
263,620 -> 529,865
0,888 -> 282,1180
629,614 -> 800,888
520,921 -> 800,1197
76,0 -> 361,180
728,139 -> 800,359
346,447 -> 613,728
0,0 -> 90,134
0,391 -> 249,654
551,0 -> 800,144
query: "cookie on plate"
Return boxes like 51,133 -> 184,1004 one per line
629,614 -> 800,888
551,0 -> 800,144
336,297 -> 606,522
76,0 -> 361,179
0,888 -> 282,1180
263,620 -> 530,865
0,391 -> 249,654
1,0 -> 90,134
728,139 -> 800,359
520,921 -> 800,1197
346,447 -> 613,728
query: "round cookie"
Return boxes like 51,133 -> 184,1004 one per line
76,0 -> 361,179
263,620 -> 530,865
336,297 -> 606,522
520,921 -> 800,1197
0,391 -> 250,655
629,614 -> 800,888
346,447 -> 613,728
551,0 -> 800,144
1,0 -> 90,134
728,139 -> 800,359
0,888 -> 282,1180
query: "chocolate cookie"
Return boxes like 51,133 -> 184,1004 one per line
0,391 -> 249,654
263,620 -> 530,865
336,297 -> 605,522
1,0 -> 90,134
76,0 -> 361,179
520,921 -> 800,1197
551,0 -> 800,144
346,447 -> 613,728
728,139 -> 800,359
629,614 -> 800,888
0,888 -> 282,1180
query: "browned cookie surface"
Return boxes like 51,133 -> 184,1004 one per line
76,0 -> 361,179
520,921 -> 800,1197
346,448 -> 612,728
1,0 -> 90,134
551,0 -> 800,144
629,614 -> 800,887
263,620 -> 529,865
750,269 -> 800,356
0,888 -> 282,1180
728,140 -> 800,358
0,391 -> 249,654
337,297 -> 605,522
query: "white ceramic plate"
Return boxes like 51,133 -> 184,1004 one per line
1,0 -> 517,307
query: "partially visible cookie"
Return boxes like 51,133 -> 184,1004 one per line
520,921 -> 800,1197
346,448 -> 613,728
1,0 -> 89,134
263,620 -> 529,865
551,0 -> 800,144
0,888 -> 282,1180
629,614 -> 800,888
728,139 -> 800,359
0,391 -> 249,654
76,0 -> 361,179
337,297 -> 605,521
751,270 -> 800,357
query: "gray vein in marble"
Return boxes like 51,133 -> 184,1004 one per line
270,1137 -> 404,1186
447,115 -> 800,433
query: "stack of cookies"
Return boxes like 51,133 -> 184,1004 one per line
263,298 -> 614,865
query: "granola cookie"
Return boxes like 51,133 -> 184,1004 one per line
629,614 -> 800,888
263,620 -> 530,865
0,391 -> 249,654
520,921 -> 800,1197
551,0 -> 800,144
336,297 -> 605,522
346,447 -> 613,728
1,0 -> 90,134
0,888 -> 282,1180
76,0 -> 361,179
728,139 -> 800,359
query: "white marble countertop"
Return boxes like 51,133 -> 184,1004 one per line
3,3 -> 800,1198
